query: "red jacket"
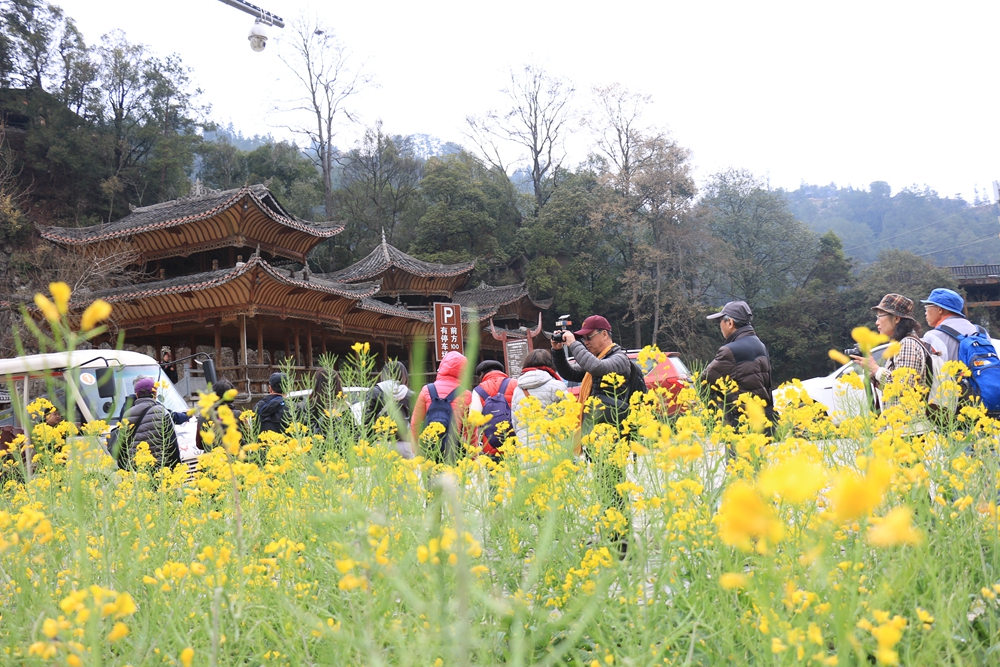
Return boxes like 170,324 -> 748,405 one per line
410,351 -> 472,443
470,370 -> 518,412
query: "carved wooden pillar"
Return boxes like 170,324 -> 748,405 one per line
213,322 -> 222,367
306,326 -> 313,368
256,321 -> 264,367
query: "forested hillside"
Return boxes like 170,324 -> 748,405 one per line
0,0 -> 995,382
785,182 -> 1000,266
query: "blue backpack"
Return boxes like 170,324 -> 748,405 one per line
939,324 -> 1000,413
423,384 -> 460,462
473,377 -> 512,457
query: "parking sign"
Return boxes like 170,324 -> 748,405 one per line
433,303 -> 464,361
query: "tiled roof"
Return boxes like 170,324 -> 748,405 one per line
357,297 -> 495,323
86,255 -> 378,303
327,233 -> 475,283
949,265 -> 1000,278
37,184 -> 343,245
453,282 -> 553,311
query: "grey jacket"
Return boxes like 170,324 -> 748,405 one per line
923,315 -> 979,363
115,397 -> 180,469
553,342 -> 633,428
511,368 -> 568,446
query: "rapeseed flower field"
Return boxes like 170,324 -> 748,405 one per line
1,286 -> 999,665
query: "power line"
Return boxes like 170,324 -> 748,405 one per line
916,232 -> 1000,257
842,203 -> 993,253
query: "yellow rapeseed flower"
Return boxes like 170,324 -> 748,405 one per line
719,572 -> 747,590
882,340 -> 901,359
49,281 -> 71,314
758,455 -> 827,505
34,293 -> 60,324
107,621 -> 129,642
867,506 -> 923,547
714,480 -> 784,553
180,647 -> 194,667
827,458 -> 891,522
851,326 -> 889,354
828,349 -> 851,365
80,299 -> 112,331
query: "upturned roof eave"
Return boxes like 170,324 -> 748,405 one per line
36,185 -> 344,246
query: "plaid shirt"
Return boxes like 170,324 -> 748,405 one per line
874,335 -> 927,388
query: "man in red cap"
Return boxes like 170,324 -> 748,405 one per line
551,315 -> 636,432
551,314 -> 638,557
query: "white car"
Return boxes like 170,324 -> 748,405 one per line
778,338 -> 1000,423
777,345 -> 887,423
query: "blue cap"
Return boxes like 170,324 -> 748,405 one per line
920,288 -> 964,315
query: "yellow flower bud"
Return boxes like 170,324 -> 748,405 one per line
80,299 -> 112,331
49,282 -> 71,314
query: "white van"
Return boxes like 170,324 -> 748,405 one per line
0,350 -> 202,462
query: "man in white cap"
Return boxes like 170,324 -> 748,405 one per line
704,300 -> 774,431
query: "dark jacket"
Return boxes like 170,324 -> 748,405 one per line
115,396 -> 181,469
254,393 -> 288,434
704,325 -> 774,427
553,341 -> 633,429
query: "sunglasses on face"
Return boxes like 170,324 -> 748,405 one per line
581,331 -> 601,342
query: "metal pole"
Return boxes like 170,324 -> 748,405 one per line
216,0 -> 285,28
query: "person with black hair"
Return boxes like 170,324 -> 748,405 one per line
362,361 -> 413,427
254,372 -> 289,435
852,293 -> 927,408
469,359 -> 518,458
704,300 -> 774,429
363,361 -> 415,458
511,349 -> 568,448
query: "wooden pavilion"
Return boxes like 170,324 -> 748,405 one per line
35,183 -> 551,395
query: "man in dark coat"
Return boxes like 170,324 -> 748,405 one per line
114,377 -> 181,469
704,301 -> 774,430
254,372 -> 289,435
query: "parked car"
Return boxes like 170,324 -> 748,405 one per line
774,345 -> 888,424
775,338 -> 1000,423
562,349 -> 691,416
0,350 -> 200,461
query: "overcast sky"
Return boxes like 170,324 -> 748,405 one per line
56,0 -> 999,202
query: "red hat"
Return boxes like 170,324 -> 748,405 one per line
574,315 -> 611,337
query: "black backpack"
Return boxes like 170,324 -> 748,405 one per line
422,385 -> 460,462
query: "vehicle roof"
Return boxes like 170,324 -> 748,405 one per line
0,350 -> 158,377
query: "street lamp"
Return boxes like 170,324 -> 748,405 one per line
215,0 -> 284,52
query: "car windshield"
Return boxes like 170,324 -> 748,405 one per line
71,364 -> 188,422
669,357 -> 691,377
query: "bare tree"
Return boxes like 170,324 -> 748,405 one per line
336,121 -> 423,253
466,64 -> 574,216
276,15 -> 368,221
590,84 -> 696,347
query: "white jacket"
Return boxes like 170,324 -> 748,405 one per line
511,368 -> 568,447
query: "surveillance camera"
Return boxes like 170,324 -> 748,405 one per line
248,21 -> 268,52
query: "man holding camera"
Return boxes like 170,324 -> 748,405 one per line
550,315 -> 634,434
551,314 -> 634,557
704,301 -> 774,432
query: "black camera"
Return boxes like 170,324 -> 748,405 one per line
844,345 -> 861,358
547,315 -> 573,343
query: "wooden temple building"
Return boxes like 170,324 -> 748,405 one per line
36,183 -> 550,395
